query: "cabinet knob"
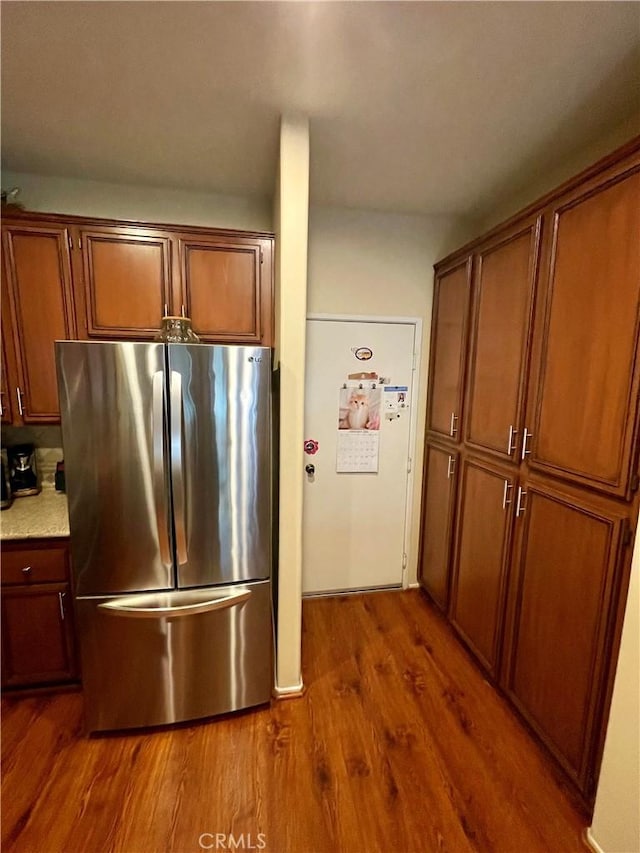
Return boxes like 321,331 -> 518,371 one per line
22,565 -> 32,575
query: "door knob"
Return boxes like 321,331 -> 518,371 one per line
305,464 -> 315,475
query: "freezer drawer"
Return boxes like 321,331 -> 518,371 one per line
76,580 -> 272,732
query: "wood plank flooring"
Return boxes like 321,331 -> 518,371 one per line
2,590 -> 589,853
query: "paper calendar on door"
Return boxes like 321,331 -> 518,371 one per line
336,430 -> 379,472
336,384 -> 381,472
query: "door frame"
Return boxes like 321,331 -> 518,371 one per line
305,313 -> 423,590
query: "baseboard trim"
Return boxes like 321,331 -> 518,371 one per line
583,828 -> 605,853
273,681 -> 305,700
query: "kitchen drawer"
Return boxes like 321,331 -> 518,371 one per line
1,542 -> 69,585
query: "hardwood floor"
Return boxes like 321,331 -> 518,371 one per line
2,590 -> 588,853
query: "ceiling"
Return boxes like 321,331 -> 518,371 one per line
2,2 -> 639,217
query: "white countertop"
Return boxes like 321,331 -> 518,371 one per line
1,486 -> 70,540
1,448 -> 70,541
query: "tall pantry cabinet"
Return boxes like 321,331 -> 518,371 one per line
418,138 -> 640,804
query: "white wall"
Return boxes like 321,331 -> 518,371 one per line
307,206 -> 466,584
273,116 -> 309,694
472,115 -> 640,235
1,170 -> 272,232
589,540 -> 640,853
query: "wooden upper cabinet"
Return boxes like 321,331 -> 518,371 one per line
465,219 -> 541,461
427,257 -> 472,441
417,443 -> 458,611
177,235 -> 271,345
78,228 -> 172,339
530,166 -> 640,497
1,333 -> 14,425
1,223 -> 76,422
449,457 -> 515,677
501,478 -> 626,789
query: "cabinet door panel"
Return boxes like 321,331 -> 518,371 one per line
466,222 -> 540,459
179,238 -> 262,342
1,583 -> 77,687
427,258 -> 472,440
2,225 -> 75,421
418,444 -> 457,610
503,482 -> 625,787
81,230 -> 171,338
450,459 -> 514,676
1,336 -> 13,424
531,168 -> 640,496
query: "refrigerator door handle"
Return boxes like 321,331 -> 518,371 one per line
97,588 -> 251,618
152,371 -> 171,566
170,370 -> 188,565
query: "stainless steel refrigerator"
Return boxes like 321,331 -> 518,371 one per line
56,341 -> 273,732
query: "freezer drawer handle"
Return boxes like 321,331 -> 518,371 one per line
97,589 -> 252,619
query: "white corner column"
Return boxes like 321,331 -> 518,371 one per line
587,537 -> 640,853
273,115 -> 310,696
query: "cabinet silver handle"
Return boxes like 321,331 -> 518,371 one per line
449,412 -> 458,437
521,428 -> 532,460
0,390 -> 4,416
447,455 -> 455,479
515,487 -> 527,517
502,481 -> 513,509
58,591 -> 66,620
163,303 -> 168,317
16,387 -> 24,416
181,304 -> 186,318
22,565 -> 32,575
507,425 -> 517,455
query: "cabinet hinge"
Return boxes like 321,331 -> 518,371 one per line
622,521 -> 634,548
260,248 -> 264,264
630,473 -> 639,492
402,553 -> 408,569
407,457 -> 412,474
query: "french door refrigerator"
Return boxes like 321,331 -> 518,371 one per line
56,341 -> 273,732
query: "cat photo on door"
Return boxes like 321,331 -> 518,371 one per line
338,387 -> 381,430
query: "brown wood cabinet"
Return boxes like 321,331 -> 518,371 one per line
1,336 -> 13,424
449,457 -> 516,678
178,233 -> 272,344
419,137 -> 640,805
465,218 -> 541,462
1,539 -> 78,689
426,257 -> 472,442
501,477 -> 627,790
529,166 -> 640,499
0,213 -> 275,425
417,442 -> 458,611
77,226 -> 172,340
1,222 -> 77,423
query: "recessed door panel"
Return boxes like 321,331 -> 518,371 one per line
418,443 -> 457,610
466,223 -> 539,460
81,230 -> 171,338
503,482 -> 625,785
450,459 -> 514,676
427,259 -> 472,441
531,169 -> 640,496
179,239 -> 261,341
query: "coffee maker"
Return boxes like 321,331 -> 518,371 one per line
1,450 -> 12,509
7,444 -> 40,497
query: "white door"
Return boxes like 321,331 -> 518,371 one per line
302,317 -> 417,594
